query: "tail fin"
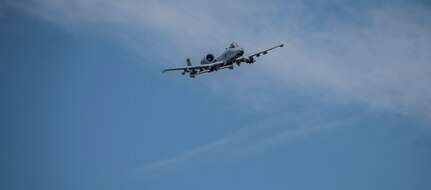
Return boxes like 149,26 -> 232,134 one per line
186,58 -> 192,66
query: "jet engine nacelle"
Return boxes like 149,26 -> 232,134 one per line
200,54 -> 216,65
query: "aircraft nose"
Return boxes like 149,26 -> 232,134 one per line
239,49 -> 244,56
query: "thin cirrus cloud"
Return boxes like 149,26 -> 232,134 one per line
20,0 -> 431,119
132,112 -> 344,174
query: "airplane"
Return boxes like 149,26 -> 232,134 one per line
162,42 -> 284,78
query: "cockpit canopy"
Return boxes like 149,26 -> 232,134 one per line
229,42 -> 238,48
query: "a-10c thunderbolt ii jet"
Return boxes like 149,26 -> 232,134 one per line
162,42 -> 284,78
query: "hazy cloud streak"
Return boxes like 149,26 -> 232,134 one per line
133,113 -> 346,174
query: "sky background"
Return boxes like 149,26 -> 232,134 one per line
1,0 -> 431,189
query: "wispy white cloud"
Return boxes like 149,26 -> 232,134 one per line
131,110 -> 351,174
131,124 -> 251,173
133,125 -> 325,174
131,131 -> 233,174
19,0 -> 431,119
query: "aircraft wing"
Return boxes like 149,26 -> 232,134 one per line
239,44 -> 284,64
162,61 -> 225,73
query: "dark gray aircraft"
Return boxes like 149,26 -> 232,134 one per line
162,42 -> 284,78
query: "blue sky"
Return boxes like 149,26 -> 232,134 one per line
1,0 -> 431,189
